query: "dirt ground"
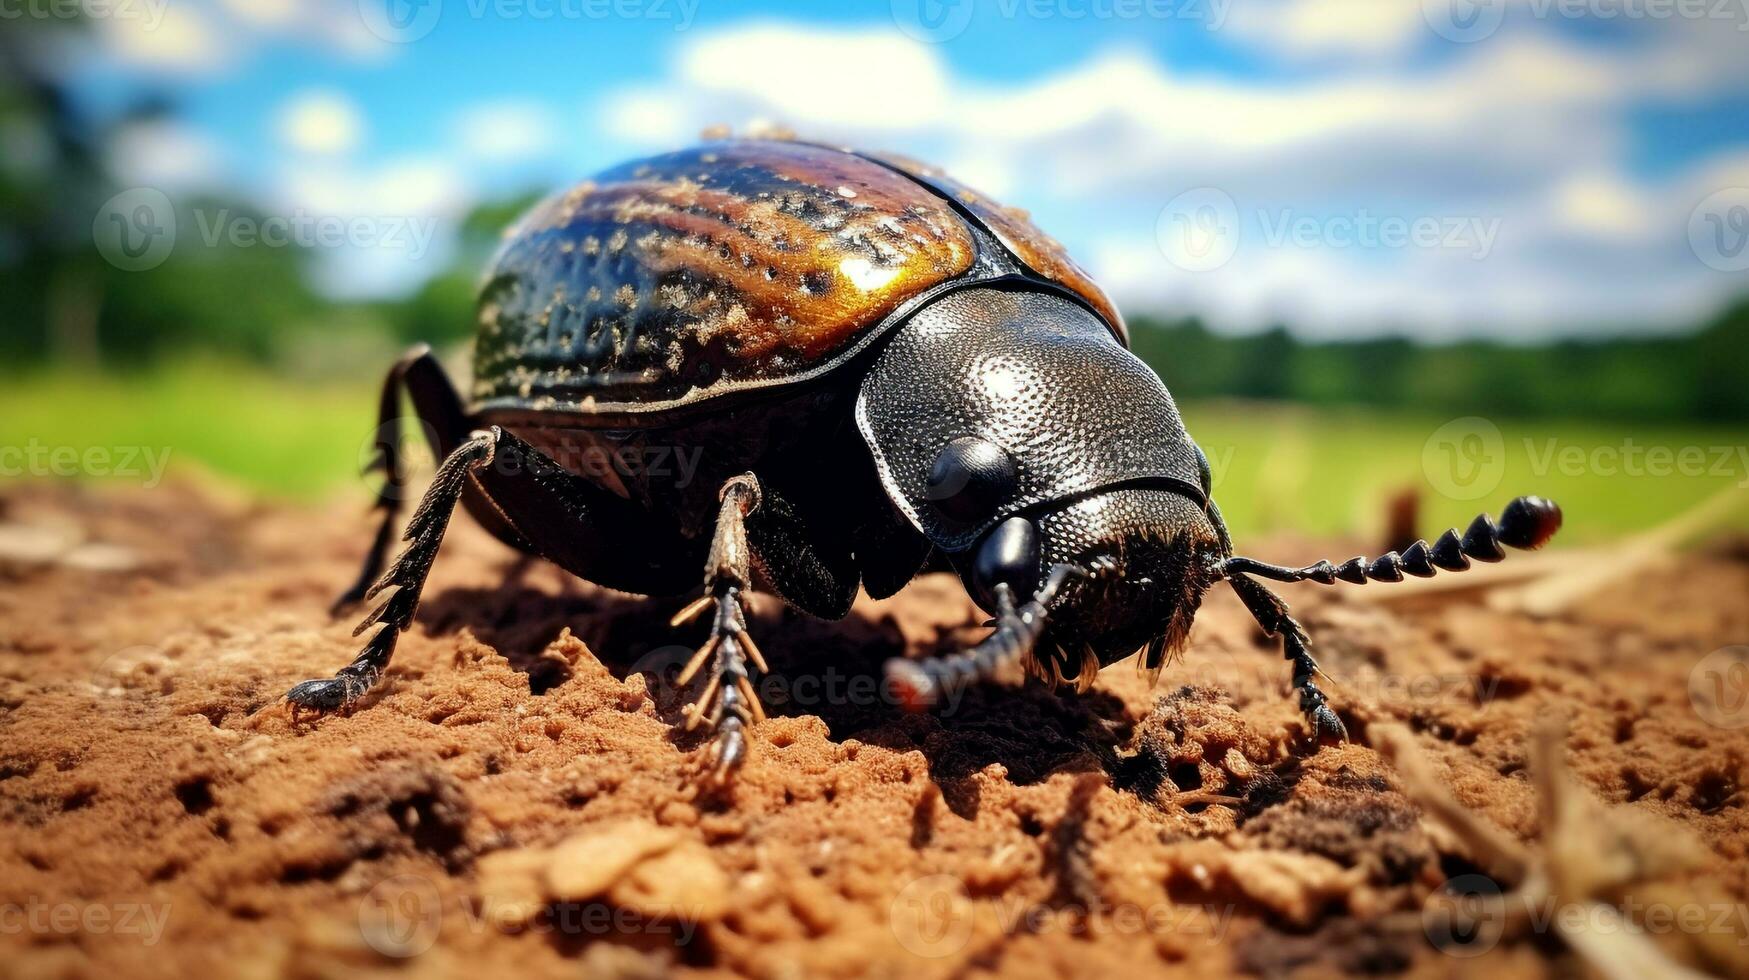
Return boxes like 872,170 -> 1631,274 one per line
0,478 -> 1745,979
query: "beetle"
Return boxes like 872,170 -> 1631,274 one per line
285,138 -> 1563,779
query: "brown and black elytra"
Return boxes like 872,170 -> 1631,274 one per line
285,137 -> 1564,781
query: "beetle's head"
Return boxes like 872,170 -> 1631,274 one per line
857,286 -> 1224,689
949,482 -> 1222,685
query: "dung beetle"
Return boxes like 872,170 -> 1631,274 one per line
285,138 -> 1563,779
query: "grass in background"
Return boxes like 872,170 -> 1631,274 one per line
0,362 -> 377,500
1185,403 -> 1748,544
2,366 -> 1745,543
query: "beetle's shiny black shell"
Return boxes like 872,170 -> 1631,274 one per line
469,139 -> 1125,419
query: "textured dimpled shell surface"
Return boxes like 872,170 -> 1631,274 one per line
855,288 -> 1202,552
470,140 -> 976,413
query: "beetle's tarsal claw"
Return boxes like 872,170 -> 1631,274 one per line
709,718 -> 747,782
1309,704 -> 1349,745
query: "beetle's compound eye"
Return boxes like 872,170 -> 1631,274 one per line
926,436 -> 1017,525
1194,444 -> 1213,499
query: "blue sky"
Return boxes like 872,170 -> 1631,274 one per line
61,0 -> 1749,338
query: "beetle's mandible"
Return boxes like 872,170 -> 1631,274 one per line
284,138 -> 1564,780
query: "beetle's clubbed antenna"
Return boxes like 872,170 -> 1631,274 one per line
885,563 -> 1086,711
1211,496 -> 1562,745
1213,496 -> 1563,588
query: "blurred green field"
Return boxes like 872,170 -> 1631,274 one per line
2,364 -> 1745,543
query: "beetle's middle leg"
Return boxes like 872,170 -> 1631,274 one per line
285,426 -> 502,719
1225,572 -> 1348,745
669,473 -> 769,781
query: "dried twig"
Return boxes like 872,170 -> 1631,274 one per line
1375,721 -> 1741,978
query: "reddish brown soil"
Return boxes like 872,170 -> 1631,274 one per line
0,480 -> 1745,979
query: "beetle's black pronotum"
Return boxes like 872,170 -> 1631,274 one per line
284,139 -> 1564,780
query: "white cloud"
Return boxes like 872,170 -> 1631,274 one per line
678,25 -> 951,132
107,121 -> 227,191
86,0 -> 394,78
94,3 -> 229,75
1223,0 -> 1432,60
1549,172 -> 1660,242
269,155 -> 470,297
276,90 -> 364,156
453,101 -> 559,164
593,22 -> 1745,337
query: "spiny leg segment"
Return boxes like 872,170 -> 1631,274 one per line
1225,572 -> 1348,744
332,344 -> 467,616
670,474 -> 769,781
286,427 -> 500,718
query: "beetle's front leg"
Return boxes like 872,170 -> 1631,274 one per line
669,474 -> 769,782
